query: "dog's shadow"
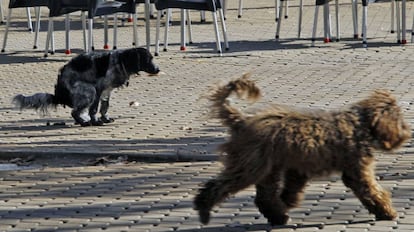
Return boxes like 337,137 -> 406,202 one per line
177,219 -> 376,231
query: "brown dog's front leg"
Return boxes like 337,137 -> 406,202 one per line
342,167 -> 397,220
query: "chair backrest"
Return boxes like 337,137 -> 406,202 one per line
48,0 -> 135,18
48,0 -> 89,17
9,0 -> 48,8
134,0 -> 155,4
155,0 -> 222,12
95,0 -> 136,17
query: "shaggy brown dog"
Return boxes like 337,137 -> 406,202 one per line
194,74 -> 411,225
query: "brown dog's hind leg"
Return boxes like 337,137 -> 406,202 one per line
255,172 -> 290,226
342,164 -> 397,220
194,162 -> 268,225
280,169 -> 308,209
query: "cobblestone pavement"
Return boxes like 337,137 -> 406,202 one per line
1,158 -> 414,232
1,0 -> 414,231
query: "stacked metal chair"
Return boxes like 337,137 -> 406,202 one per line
1,0 -> 49,52
275,0 -> 368,47
44,0 -> 138,57
154,0 -> 229,55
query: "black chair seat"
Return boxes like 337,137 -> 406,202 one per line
95,1 -> 128,17
45,0 -> 138,55
155,0 -> 221,12
2,0 -> 49,52
154,0 -> 228,55
49,0 -> 135,18
8,0 -> 48,8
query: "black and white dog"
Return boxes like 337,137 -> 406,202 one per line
13,47 -> 160,126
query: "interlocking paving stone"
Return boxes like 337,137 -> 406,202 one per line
0,161 -> 413,231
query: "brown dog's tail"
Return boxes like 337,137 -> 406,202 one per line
208,73 -> 261,128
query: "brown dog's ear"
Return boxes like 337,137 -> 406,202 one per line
372,108 -> 399,150
367,90 -> 411,150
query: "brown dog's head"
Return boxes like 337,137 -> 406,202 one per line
356,90 -> 411,151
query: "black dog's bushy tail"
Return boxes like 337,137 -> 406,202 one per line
12,93 -> 58,115
208,73 -> 261,128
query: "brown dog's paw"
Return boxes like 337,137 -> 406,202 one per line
268,213 -> 290,226
375,210 -> 398,221
198,209 -> 211,225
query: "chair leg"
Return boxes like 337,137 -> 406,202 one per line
50,20 -> 55,54
238,0 -> 243,18
275,0 -> 284,40
82,12 -> 87,52
396,0 -> 401,43
65,14 -> 71,54
144,0 -> 151,51
26,7 -> 33,32
104,15 -> 109,49
222,0 -> 227,19
362,1 -> 368,47
212,11 -> 222,54
284,0 -> 288,19
150,4 -> 155,18
219,9 -> 229,51
298,0 -> 303,38
312,5 -> 319,46
1,9 -> 12,52
132,12 -> 138,46
127,13 -> 132,23
200,11 -> 206,23
33,7 -> 41,49
401,0 -> 406,44
411,11 -> 414,43
0,2 -> 4,24
180,9 -> 186,51
391,0 -> 395,33
163,9 -> 171,52
275,0 -> 280,22
44,18 -> 54,57
155,10 -> 161,56
187,10 -> 193,44
352,0 -> 358,39
44,18 -> 51,57
323,2 -> 331,43
335,0 -> 340,42
113,14 -> 118,50
88,18 -> 93,53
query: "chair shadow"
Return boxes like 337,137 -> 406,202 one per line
166,35 -> 406,58
0,51 -> 66,64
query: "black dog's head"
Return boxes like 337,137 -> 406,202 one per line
119,47 -> 160,75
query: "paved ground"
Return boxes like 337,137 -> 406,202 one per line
1,0 -> 414,231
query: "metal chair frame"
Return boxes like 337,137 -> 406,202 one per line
154,0 -> 229,56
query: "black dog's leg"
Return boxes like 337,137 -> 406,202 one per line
99,89 -> 114,123
71,82 -> 96,127
89,92 -> 103,126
